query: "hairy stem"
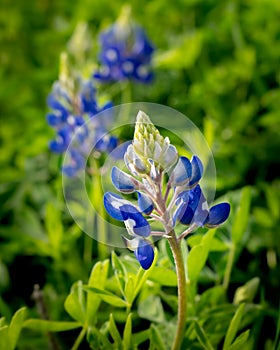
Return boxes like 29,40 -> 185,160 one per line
168,231 -> 187,350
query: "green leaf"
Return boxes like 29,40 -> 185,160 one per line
109,314 -> 122,348
197,286 -> 226,314
265,184 -> 280,220
133,329 -> 150,347
188,244 -> 208,282
111,251 -> 128,297
231,187 -> 251,245
148,267 -> 178,286
124,275 -> 135,305
23,319 -> 81,332
149,324 -> 167,350
201,228 -> 216,247
154,32 -> 202,70
64,280 -> 86,323
87,326 -> 112,350
84,286 -> 128,308
138,295 -> 165,323
0,326 -> 8,350
86,260 -> 109,326
229,330 -> 250,350
122,313 -> 132,350
233,277 -> 260,304
194,321 -> 215,350
0,317 -> 6,328
8,307 -> 27,350
45,202 -> 63,258
223,303 -> 245,350
187,229 -> 216,281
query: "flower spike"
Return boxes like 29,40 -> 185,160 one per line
104,110 -> 230,270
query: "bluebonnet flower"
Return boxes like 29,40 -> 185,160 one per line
93,7 -> 154,83
47,70 -> 118,176
104,111 -> 230,269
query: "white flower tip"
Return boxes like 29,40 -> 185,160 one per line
136,110 -> 152,125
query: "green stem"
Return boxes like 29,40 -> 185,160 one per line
71,327 -> 86,350
168,231 -> 187,350
223,244 -> 235,290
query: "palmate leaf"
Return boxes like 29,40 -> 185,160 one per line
148,266 -> 178,286
64,280 -> 86,323
87,326 -> 112,350
86,259 -> 110,326
187,229 -> 216,282
83,286 -> 128,307
138,295 -> 165,323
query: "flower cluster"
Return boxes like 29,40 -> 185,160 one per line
104,111 -> 230,269
94,7 -> 154,83
47,71 -> 117,177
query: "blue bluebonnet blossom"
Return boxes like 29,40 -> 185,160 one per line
47,70 -> 118,177
104,111 -> 230,269
93,7 -> 154,83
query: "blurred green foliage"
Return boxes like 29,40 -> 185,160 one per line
0,0 -> 280,349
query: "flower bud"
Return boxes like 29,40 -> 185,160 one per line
132,110 -> 178,173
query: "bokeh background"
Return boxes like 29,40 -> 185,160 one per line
1,0 -> 280,348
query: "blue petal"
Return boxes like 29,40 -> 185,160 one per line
189,156 -> 203,187
121,58 -> 137,78
101,46 -> 121,66
110,141 -> 131,160
93,67 -> 112,82
49,127 -> 71,153
134,239 -> 154,270
46,113 -> 63,127
137,192 -> 154,214
122,206 -> 151,237
111,167 -> 136,193
172,156 -> 192,186
62,149 -> 85,177
104,192 -> 131,221
104,193 -> 150,237
192,186 -> 209,226
106,136 -> 118,152
205,203 -> 230,228
173,185 -> 208,226
47,94 -> 69,119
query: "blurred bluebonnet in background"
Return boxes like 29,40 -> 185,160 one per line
47,54 -> 117,177
94,6 -> 154,83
